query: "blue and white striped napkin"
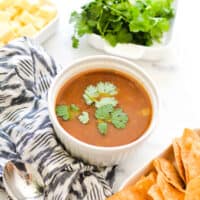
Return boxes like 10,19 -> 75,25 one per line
0,38 -> 115,200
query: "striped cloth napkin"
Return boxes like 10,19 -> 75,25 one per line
0,38 -> 115,200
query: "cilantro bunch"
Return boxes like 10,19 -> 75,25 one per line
70,0 -> 174,48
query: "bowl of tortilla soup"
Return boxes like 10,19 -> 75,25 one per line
48,55 -> 159,166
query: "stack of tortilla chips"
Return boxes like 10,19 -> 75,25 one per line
107,128 -> 200,200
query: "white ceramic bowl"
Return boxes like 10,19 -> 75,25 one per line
48,55 -> 159,166
33,15 -> 59,44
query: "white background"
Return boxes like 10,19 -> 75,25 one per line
1,0 -> 200,198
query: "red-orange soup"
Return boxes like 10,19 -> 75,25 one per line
56,69 -> 152,147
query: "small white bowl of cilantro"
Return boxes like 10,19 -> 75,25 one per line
70,0 -> 176,61
48,55 -> 159,166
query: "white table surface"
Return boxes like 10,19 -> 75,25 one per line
2,0 -> 200,198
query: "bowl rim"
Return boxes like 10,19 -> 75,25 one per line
48,55 -> 160,152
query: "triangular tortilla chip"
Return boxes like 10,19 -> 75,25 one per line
107,171 -> 156,200
180,128 -> 200,183
185,176 -> 200,200
173,138 -> 186,182
153,158 -> 185,192
148,184 -> 164,200
157,173 -> 185,200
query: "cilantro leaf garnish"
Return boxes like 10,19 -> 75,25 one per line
96,82 -> 118,96
95,104 -> 114,121
56,104 -> 80,121
95,97 -> 118,108
111,108 -> 128,128
82,82 -> 129,134
83,93 -> 93,106
56,105 -> 70,120
57,81 -> 129,135
78,112 -> 89,124
98,122 -> 108,135
70,0 -> 174,47
83,85 -> 99,105
70,104 -> 80,112
95,104 -> 128,134
83,81 -> 118,106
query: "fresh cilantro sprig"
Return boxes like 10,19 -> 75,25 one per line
97,82 -> 118,96
98,122 -> 108,135
56,105 -> 70,120
111,108 -> 128,128
78,111 -> 89,124
95,104 -> 128,135
95,104 -> 114,121
83,85 -> 99,105
56,104 -> 90,125
56,104 -> 80,121
83,82 -> 118,107
82,82 -> 128,135
96,97 -> 118,108
70,104 -> 80,112
70,0 -> 174,48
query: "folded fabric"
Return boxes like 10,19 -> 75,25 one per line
0,38 -> 115,200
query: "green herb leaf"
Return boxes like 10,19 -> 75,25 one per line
104,33 -> 117,46
83,85 -> 99,105
63,114 -> 70,121
111,108 -> 128,128
56,105 -> 70,121
78,111 -> 89,124
70,104 -> 80,112
70,0 -> 174,47
96,82 -> 118,96
56,104 -> 80,121
69,11 -> 80,23
83,82 -> 118,106
95,97 -> 118,108
72,36 -> 79,48
98,122 -> 108,135
95,104 -> 114,121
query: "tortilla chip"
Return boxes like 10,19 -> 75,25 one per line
153,158 -> 184,192
148,184 -> 164,200
173,138 -> 186,182
106,188 -> 141,200
134,171 -> 157,191
180,128 -> 200,183
185,176 -> 200,200
194,129 -> 200,136
157,173 -> 185,200
181,129 -> 200,150
106,171 -> 156,200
